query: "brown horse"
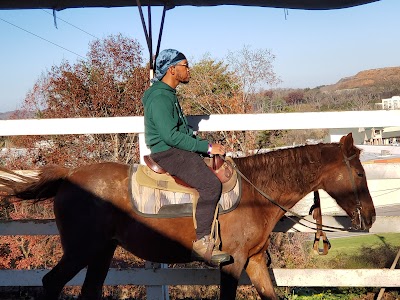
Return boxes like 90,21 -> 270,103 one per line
0,133 -> 375,300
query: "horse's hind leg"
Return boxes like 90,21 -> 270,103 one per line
80,239 -> 118,300
42,254 -> 88,300
42,239 -> 116,300
245,252 -> 278,300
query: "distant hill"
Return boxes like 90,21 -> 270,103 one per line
0,111 -> 14,120
0,110 -> 35,120
321,66 -> 400,91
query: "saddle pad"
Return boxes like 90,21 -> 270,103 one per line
129,164 -> 241,218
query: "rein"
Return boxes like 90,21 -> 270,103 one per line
311,150 -> 362,254
224,148 -> 362,233
228,161 -> 346,232
343,152 -> 363,229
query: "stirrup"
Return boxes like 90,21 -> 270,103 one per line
192,236 -> 231,266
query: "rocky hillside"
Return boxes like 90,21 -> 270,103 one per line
321,66 -> 400,91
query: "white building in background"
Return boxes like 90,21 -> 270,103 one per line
375,96 -> 400,110
328,96 -> 400,145
368,96 -> 400,145
329,127 -> 400,146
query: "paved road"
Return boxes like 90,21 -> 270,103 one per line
322,204 -> 400,239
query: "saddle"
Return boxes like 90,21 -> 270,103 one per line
137,155 -> 238,245
130,155 -> 240,219
143,154 -> 234,186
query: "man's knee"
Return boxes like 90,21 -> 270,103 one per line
202,175 -> 222,199
212,176 -> 222,194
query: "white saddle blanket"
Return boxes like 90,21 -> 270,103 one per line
129,164 -> 241,217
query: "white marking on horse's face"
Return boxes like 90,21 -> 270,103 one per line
336,173 -> 344,181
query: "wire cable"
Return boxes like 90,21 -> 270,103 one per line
41,9 -> 98,39
0,17 -> 86,60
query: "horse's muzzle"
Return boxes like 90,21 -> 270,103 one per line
352,211 -> 376,231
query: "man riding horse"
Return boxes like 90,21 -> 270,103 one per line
141,49 -> 230,265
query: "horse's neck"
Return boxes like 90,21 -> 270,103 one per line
233,147 -> 322,209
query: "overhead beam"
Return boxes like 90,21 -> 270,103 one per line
0,0 -> 379,11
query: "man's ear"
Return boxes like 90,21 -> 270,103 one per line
168,66 -> 176,76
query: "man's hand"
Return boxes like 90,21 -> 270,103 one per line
210,143 -> 225,155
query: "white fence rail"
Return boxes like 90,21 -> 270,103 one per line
1,268 -> 400,288
1,111 -> 400,297
0,217 -> 399,289
1,111 -> 399,136
0,216 -> 399,289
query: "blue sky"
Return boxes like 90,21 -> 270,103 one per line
0,0 -> 399,113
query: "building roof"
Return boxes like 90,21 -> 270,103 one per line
0,0 -> 379,10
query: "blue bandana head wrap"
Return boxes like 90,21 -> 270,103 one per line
154,49 -> 186,81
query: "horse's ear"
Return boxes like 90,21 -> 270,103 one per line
340,133 -> 354,151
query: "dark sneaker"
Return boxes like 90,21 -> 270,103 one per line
192,235 -> 231,266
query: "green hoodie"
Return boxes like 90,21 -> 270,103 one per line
142,81 -> 209,154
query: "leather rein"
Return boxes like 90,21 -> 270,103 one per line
311,151 -> 361,255
223,145 -> 363,235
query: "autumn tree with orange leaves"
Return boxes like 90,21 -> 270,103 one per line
10,34 -> 149,168
8,41 -> 279,167
178,56 -> 246,154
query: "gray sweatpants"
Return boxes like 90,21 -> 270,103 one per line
151,147 -> 222,239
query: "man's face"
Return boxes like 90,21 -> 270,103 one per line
173,60 -> 190,84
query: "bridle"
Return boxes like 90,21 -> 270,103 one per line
224,145 -> 364,232
342,149 -> 363,230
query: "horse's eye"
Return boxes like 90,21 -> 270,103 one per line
357,172 -> 364,178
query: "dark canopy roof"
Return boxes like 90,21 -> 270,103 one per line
0,0 -> 379,11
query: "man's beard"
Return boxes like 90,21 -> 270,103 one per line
177,73 -> 189,84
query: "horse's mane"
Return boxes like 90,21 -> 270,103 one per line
233,143 -> 338,194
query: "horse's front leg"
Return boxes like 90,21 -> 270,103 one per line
220,255 -> 247,300
245,252 -> 278,300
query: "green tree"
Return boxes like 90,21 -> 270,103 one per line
178,55 -> 255,154
179,55 -> 242,115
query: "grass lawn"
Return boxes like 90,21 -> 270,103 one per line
306,233 -> 400,268
312,233 -> 400,258
283,233 -> 400,299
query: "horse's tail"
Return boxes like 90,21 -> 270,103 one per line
0,165 -> 69,202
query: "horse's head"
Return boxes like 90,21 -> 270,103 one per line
320,133 -> 376,230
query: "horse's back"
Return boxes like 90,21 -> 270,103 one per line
57,161 -> 132,214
